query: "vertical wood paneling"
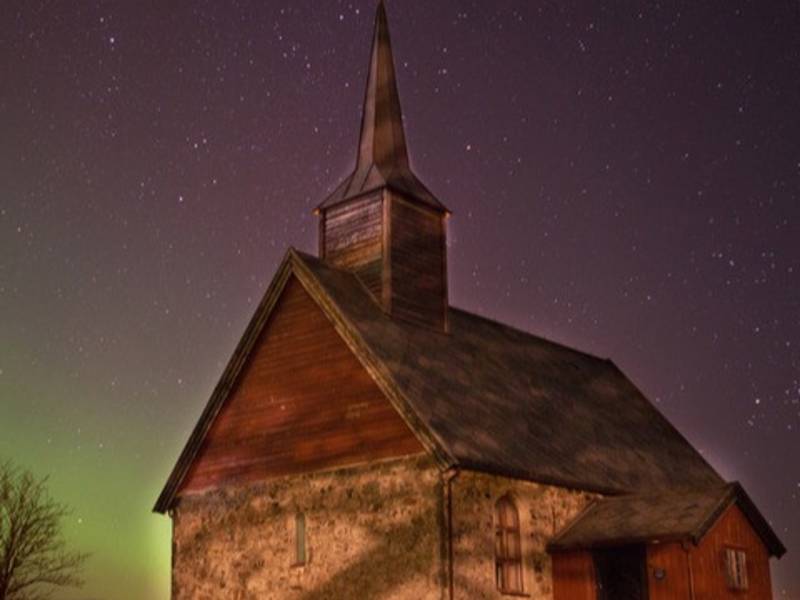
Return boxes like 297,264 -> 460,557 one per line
179,276 -> 423,494
647,505 -> 773,600
647,542 -> 692,600
318,189 -> 448,330
390,192 -> 447,329
552,551 -> 597,600
555,505 -> 774,600
322,192 -> 385,298
690,505 -> 773,600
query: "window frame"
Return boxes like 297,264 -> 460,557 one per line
293,512 -> 307,567
724,546 -> 748,591
494,495 -> 525,595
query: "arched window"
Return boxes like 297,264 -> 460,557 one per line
495,496 -> 523,593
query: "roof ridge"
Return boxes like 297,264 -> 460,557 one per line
289,257 -> 611,363
296,256 -> 616,356
448,305 -> 611,364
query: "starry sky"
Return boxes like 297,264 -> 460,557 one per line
1,1 -> 798,598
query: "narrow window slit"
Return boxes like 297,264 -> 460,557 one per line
294,512 -> 306,566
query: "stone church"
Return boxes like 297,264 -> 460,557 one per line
155,3 -> 785,599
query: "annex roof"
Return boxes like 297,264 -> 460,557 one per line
547,482 -> 786,558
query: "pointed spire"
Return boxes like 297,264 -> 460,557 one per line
357,0 -> 409,172
317,1 -> 447,213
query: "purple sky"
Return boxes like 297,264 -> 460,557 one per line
1,1 -> 798,598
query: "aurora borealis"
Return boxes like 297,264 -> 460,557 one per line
1,1 -> 798,598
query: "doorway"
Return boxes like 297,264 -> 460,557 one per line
593,545 -> 648,600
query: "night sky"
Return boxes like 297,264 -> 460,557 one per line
1,1 -> 798,598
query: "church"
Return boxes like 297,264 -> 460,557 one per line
155,3 -> 785,599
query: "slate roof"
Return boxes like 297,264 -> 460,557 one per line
155,249 -> 724,512
298,251 -> 722,493
548,482 -> 786,557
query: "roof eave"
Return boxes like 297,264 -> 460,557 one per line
315,177 -> 450,215
545,482 -> 787,559
453,458 -> 627,498
547,532 -> 693,554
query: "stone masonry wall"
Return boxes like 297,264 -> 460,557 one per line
172,455 -> 445,600
450,471 -> 597,600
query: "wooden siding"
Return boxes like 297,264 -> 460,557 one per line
555,505 -> 774,600
322,192 -> 384,298
320,189 -> 448,330
646,542 -> 692,600
647,504 -> 773,600
552,551 -> 597,600
179,276 -> 423,494
389,192 -> 447,330
690,504 -> 773,599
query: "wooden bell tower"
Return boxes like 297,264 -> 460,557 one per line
315,2 -> 449,331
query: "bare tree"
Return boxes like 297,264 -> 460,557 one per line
0,461 -> 87,600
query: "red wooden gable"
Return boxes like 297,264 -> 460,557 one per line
180,275 -> 423,494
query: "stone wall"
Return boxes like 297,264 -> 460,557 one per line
450,471 -> 597,599
172,458 -> 597,600
172,455 -> 445,600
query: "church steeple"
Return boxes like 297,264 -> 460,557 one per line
317,1 -> 447,212
317,2 -> 449,331
358,1 -> 409,173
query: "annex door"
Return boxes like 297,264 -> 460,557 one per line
593,545 -> 648,600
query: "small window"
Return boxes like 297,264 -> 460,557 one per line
294,513 -> 307,566
495,496 -> 524,594
724,548 -> 748,590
